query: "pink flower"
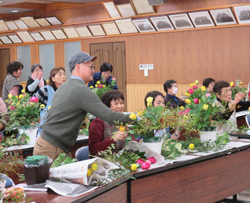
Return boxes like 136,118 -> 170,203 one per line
205,93 -> 211,97
192,85 -> 198,90
10,106 -> 15,110
147,157 -> 156,164
188,89 -> 194,94
136,158 -> 144,165
98,84 -> 103,88
0,139 -> 2,142
112,77 -> 116,81
193,98 -> 199,104
30,96 -> 39,103
141,162 -> 151,170
185,109 -> 190,113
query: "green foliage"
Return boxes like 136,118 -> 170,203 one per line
230,79 -> 247,100
161,138 -> 182,159
1,132 -> 29,147
91,79 -> 117,100
51,153 -> 77,168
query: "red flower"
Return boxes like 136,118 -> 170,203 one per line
141,162 -> 151,170
192,85 -> 198,90
193,98 -> 199,104
10,106 -> 15,110
98,84 -> 103,88
147,157 -> 156,164
30,96 -> 39,103
136,158 -> 144,165
188,89 -> 194,94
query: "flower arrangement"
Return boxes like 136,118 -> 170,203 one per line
230,79 -> 247,100
184,81 -> 222,132
4,90 -> 42,131
90,78 -> 117,100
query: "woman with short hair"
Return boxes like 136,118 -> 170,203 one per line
25,63 -> 47,96
2,61 -> 24,106
163,79 -> 185,109
35,67 -> 66,136
203,78 -> 215,93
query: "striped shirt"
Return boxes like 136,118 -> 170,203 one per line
35,86 -> 57,106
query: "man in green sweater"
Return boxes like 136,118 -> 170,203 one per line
33,52 -> 132,160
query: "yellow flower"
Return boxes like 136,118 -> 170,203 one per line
91,163 -> 98,171
248,107 -> 250,111
129,113 -> 137,120
240,81 -> 243,85
183,115 -> 188,120
185,99 -> 191,104
137,111 -> 144,117
96,81 -> 100,85
17,102 -> 20,106
103,85 -> 105,88
40,104 -> 45,109
90,86 -> 93,89
147,102 -> 152,107
21,89 -> 25,93
119,126 -> 126,132
185,93 -> 190,96
131,164 -> 137,171
87,168 -> 92,177
189,143 -> 195,149
195,80 -> 199,84
95,84 -> 98,88
146,97 -> 153,103
180,106 -> 185,110
48,106 -> 51,110
5,100 -> 9,103
8,94 -> 12,99
203,104 -> 208,110
190,83 -> 193,87
19,94 -> 24,99
230,82 -> 234,87
30,102 -> 34,105
201,86 -> 206,91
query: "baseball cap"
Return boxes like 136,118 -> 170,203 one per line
68,52 -> 97,72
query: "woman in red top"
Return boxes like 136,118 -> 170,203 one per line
89,90 -> 130,156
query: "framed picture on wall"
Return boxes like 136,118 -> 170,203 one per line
102,22 -> 120,35
150,16 -> 174,31
188,11 -> 215,28
88,25 -> 106,36
115,19 -> 138,34
16,31 -> 34,42
169,13 -> 194,29
75,26 -> 92,37
132,19 -> 155,32
103,2 -> 121,18
0,36 -> 12,44
63,27 -> 80,38
233,5 -> 250,24
8,34 -> 22,43
210,8 -> 237,25
116,3 -> 136,17
30,32 -> 45,41
5,21 -> 18,30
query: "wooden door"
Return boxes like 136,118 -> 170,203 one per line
0,49 -> 10,97
90,42 -> 127,111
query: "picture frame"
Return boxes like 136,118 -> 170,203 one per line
8,34 -> 22,43
75,26 -> 92,37
102,22 -> 120,35
188,11 -> 215,28
30,32 -> 45,41
40,30 -> 56,40
115,18 -> 138,34
150,16 -> 174,31
169,13 -> 194,29
88,25 -> 106,36
132,19 -> 155,32
51,29 -> 67,39
45,17 -> 62,25
131,0 -> 154,15
63,27 -> 80,38
35,18 -> 51,27
16,31 -> 35,42
116,3 -> 136,17
233,5 -> 250,24
0,36 -> 12,44
5,21 -> 18,30
0,20 -> 9,31
20,17 -> 40,28
103,2 -> 121,18
210,8 -> 237,25
14,20 -> 28,29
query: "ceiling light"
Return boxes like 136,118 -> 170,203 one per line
11,10 -> 19,13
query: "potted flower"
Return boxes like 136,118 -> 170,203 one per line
184,82 -> 223,141
230,79 -> 247,100
4,90 -> 42,144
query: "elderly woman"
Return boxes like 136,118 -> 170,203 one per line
163,79 -> 185,109
203,78 -> 215,93
213,80 -> 250,133
25,63 -> 46,96
89,90 -> 130,156
144,91 -> 181,140
88,62 -> 118,90
35,67 -> 66,136
2,61 -> 24,106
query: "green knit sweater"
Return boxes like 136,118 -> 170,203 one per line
40,78 -> 131,153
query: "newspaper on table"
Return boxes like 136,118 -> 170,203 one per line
121,141 -> 165,166
49,157 -> 119,185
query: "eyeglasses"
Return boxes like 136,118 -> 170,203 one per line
79,63 -> 94,70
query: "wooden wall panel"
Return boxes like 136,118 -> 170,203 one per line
30,44 -> 39,65
54,42 -> 64,68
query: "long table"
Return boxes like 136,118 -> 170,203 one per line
22,141 -> 250,203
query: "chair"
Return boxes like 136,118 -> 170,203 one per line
245,115 -> 250,128
75,146 -> 89,161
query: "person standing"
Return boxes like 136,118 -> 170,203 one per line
33,52 -> 131,160
25,63 -> 47,96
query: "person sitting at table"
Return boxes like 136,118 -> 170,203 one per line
213,80 -> 250,134
25,63 -> 47,96
144,90 -> 181,140
203,78 -> 215,93
34,67 -> 66,137
88,62 -> 118,90
2,61 -> 24,107
163,79 -> 185,109
89,90 -> 133,156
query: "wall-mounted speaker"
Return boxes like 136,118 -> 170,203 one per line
147,0 -> 169,6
